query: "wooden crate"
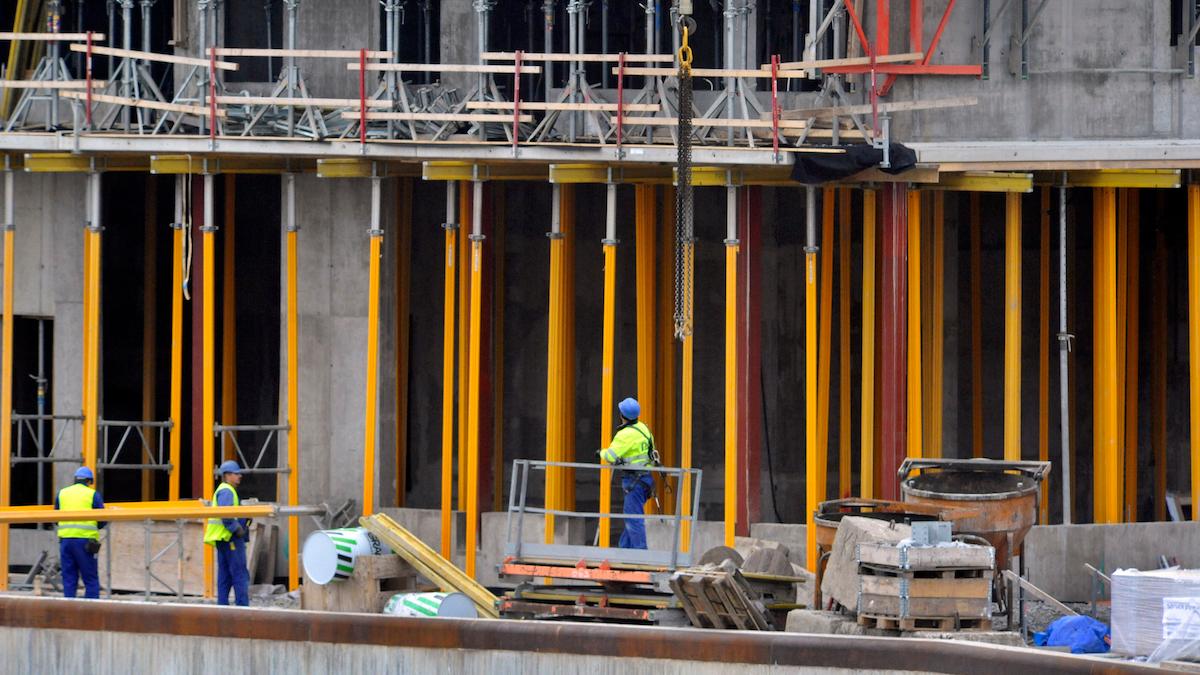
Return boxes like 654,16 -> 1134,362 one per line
856,541 -> 994,571
301,554 -> 418,613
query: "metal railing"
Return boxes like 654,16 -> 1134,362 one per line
505,459 -> 703,569
10,413 -> 84,507
215,423 -> 289,477
97,419 -> 173,473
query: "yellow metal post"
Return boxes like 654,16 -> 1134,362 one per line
222,174 -> 237,456
1094,187 -> 1119,524
545,184 -> 564,543
1039,187 -> 1051,523
561,186 -> 576,509
440,182 -> 457,558
201,173 -> 216,596
284,174 -> 300,590
816,188 -> 834,493
465,180 -> 484,578
805,189 -> 819,572
907,189 -> 922,459
930,192 -> 944,458
599,182 -> 618,547
680,333 -> 694,552
362,177 -> 383,518
1124,190 -> 1140,522
457,182 -> 471,510
970,193 -> 983,458
83,173 -> 101,474
860,189 -> 876,499
0,168 -> 14,590
168,177 -> 184,502
81,218 -> 92,465
1115,190 -> 1127,503
1188,184 -> 1200,521
838,188 -> 851,495
1004,192 -> 1022,462
724,186 -> 738,547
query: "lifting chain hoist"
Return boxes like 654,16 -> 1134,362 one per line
673,5 -> 696,340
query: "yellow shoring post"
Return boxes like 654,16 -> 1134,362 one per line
1092,190 -> 1103,522
1152,228 -> 1167,522
81,206 -> 92,467
907,189 -> 923,459
724,185 -> 739,547
201,172 -> 216,597
396,178 -> 413,508
222,174 -> 237,459
457,182 -> 471,510
838,188 -> 851,495
439,182 -> 458,558
1095,187 -> 1120,524
83,173 -> 101,475
168,177 -> 184,502
599,181 -> 617,548
0,168 -> 14,591
142,177 -> 158,500
970,193 -> 983,458
1189,184 -> 1200,521
635,186 -> 656,458
931,192 -> 945,459
657,186 -> 677,513
284,174 -> 300,590
1004,192 -> 1021,462
465,180 -> 484,579
860,189 -> 876,499
544,184 -> 564,544
1039,186 -> 1051,524
805,188 -> 819,572
362,177 -> 384,518
816,188 -> 834,496
1124,190 -> 1140,523
562,186 -> 576,509
680,332 -> 695,553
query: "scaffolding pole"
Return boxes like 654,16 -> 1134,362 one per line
362,176 -> 383,517
724,184 -> 738,547
201,171 -> 215,596
0,166 -> 14,590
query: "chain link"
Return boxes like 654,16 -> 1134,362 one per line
673,26 -> 694,340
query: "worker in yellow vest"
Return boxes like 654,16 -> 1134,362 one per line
54,466 -> 105,599
203,460 -> 250,606
600,398 -> 658,549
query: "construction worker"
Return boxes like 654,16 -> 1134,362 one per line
54,466 -> 105,599
600,397 -> 657,550
204,460 -> 250,607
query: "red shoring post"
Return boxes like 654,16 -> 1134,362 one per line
512,50 -> 523,152
616,52 -> 626,152
770,55 -> 779,158
209,47 -> 217,140
85,31 -> 93,129
359,48 -> 367,146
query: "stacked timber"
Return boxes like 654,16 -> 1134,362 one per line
854,540 -> 995,632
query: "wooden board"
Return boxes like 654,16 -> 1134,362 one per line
859,574 -> 992,600
341,111 -> 533,123
60,91 -> 228,118
0,80 -> 108,89
466,101 -> 661,113
300,554 -> 416,614
482,51 -> 675,64
780,96 -> 979,121
856,593 -> 991,619
98,520 -> 262,596
856,541 -> 994,571
0,32 -> 107,41
213,48 -> 392,59
348,62 -> 542,74
669,563 -> 773,631
776,51 -> 924,71
611,66 -> 807,79
216,95 -> 393,108
68,43 -> 239,71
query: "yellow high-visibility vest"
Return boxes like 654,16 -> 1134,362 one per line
203,483 -> 240,545
56,483 -> 100,540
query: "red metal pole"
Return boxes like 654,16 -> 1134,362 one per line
770,55 -> 779,157
879,182 -> 908,501
359,49 -> 367,145
85,32 -> 93,128
209,47 -> 217,141
512,51 -> 522,151
616,52 -> 625,151
736,186 -> 763,532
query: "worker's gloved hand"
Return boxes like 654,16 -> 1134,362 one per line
232,526 -> 246,540
84,540 -> 101,555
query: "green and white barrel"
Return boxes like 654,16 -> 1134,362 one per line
301,527 -> 387,585
382,592 -> 478,619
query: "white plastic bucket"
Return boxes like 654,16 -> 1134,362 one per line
383,592 -> 478,619
301,528 -> 387,585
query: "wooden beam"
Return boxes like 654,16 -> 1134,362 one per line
1002,570 -> 1078,617
466,101 -> 661,112
0,32 -> 107,41
780,96 -> 978,121
482,51 -> 675,63
340,111 -> 533,123
216,95 -> 393,108
68,43 -> 239,70
776,51 -> 924,70
213,48 -> 392,59
60,91 -> 227,117
0,79 -> 107,88
348,62 -> 542,74
611,66 -> 808,78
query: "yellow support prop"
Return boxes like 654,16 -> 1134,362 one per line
816,188 -> 834,495
457,182 -> 471,511
907,189 -> 922,459
838,188 -> 851,496
1124,190 -> 1140,523
1094,187 -> 1120,524
1115,190 -> 1127,504
561,186 -> 576,509
285,175 -> 301,590
1189,184 -> 1200,521
657,186 -> 677,513
201,173 -> 216,597
0,169 -> 13,591
80,210 -> 92,467
440,183 -> 457,558
168,178 -> 184,502
860,189 -> 876,499
362,178 -> 383,517
724,186 -> 738,547
544,185 -> 564,543
681,333 -> 694,553
598,183 -> 618,548
465,182 -> 484,579
1004,192 -> 1022,462
805,239 -> 818,572
1039,187 -> 1051,524
84,174 -> 101,474
931,192 -> 945,459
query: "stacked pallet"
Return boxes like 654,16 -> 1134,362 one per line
855,541 -> 995,632
670,560 -> 774,630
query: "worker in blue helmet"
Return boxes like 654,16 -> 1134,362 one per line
599,397 -> 658,549
203,460 -> 250,606
54,466 -> 105,599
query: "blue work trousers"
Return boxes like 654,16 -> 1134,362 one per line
59,537 -> 100,599
619,473 -> 655,550
215,537 -> 250,607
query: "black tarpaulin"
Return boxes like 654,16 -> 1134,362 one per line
789,143 -> 918,184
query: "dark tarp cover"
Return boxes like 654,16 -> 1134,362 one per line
789,143 -> 918,184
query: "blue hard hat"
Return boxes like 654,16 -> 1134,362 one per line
73,466 -> 94,481
218,460 -> 242,476
618,397 -> 640,420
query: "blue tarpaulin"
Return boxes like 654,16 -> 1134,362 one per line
1034,616 -> 1111,654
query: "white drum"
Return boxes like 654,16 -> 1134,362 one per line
382,592 -> 478,619
301,527 -> 387,585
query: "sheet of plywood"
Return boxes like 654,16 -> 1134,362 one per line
98,520 -> 262,596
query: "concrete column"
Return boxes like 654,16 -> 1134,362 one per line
440,0 -> 476,90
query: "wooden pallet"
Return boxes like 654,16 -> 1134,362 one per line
857,613 -> 993,632
669,562 -> 773,630
301,554 -> 417,614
